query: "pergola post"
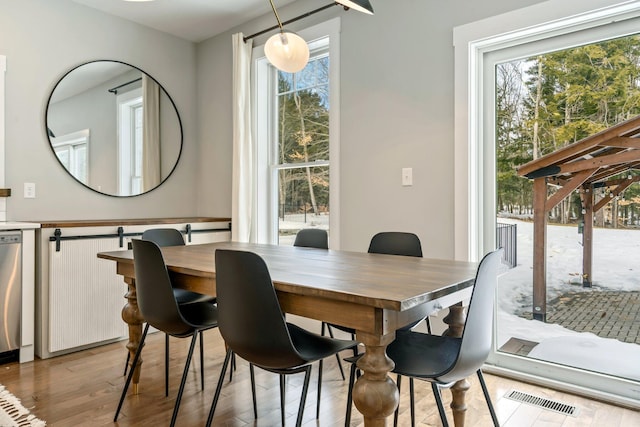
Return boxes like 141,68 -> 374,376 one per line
582,186 -> 593,287
518,114 -> 640,323
532,177 -> 547,322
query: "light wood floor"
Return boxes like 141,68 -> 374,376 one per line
2,329 -> 639,426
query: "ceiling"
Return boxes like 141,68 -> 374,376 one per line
72,0 -> 297,43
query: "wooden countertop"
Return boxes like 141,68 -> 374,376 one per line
38,217 -> 231,228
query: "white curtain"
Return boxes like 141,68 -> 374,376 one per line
231,33 -> 254,242
142,74 -> 161,191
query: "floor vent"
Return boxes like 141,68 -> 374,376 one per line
506,390 -> 579,416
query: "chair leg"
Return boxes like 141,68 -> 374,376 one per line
316,359 -> 323,419
250,363 -> 258,419
123,351 -> 130,376
205,348 -> 233,427
431,383 -> 449,427
323,324 -> 346,380
477,370 -> 500,426
345,362 -> 357,427
228,352 -> 236,382
393,374 -> 402,427
295,365 -> 312,427
334,353 -> 346,380
114,323 -> 149,422
170,332 -> 198,427
199,331 -> 205,391
425,316 -> 432,334
280,374 -> 286,426
165,333 -> 170,397
121,326 -> 137,377
409,377 -> 415,427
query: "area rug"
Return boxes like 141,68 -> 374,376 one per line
0,385 -> 46,426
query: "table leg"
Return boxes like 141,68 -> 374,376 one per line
352,333 -> 398,426
121,277 -> 144,394
443,303 -> 468,427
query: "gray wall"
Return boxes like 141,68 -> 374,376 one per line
0,0 -> 198,220
0,0 -> 547,249
196,0 -> 545,256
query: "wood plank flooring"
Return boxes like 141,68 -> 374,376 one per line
1,329 -> 639,426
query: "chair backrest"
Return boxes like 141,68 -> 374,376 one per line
368,232 -> 423,257
141,228 -> 185,247
214,249 -> 307,369
293,228 -> 328,249
131,239 -> 192,336
439,248 -> 503,383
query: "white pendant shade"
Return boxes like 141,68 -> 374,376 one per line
264,31 -> 310,73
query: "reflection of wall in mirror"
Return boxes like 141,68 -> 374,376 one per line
47,68 -> 181,196
48,69 -> 140,194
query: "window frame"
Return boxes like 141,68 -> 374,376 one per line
453,0 -> 640,407
51,129 -> 90,185
116,88 -> 143,196
253,18 -> 341,247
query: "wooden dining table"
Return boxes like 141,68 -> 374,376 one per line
98,241 -> 479,427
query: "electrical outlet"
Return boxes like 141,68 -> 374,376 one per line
24,182 -> 36,198
402,168 -> 413,186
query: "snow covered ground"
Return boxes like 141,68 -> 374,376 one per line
497,218 -> 640,381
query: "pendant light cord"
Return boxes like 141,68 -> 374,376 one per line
268,0 -> 284,31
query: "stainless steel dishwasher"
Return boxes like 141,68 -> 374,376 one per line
0,231 -> 21,356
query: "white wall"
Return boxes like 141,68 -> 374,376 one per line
0,0 -> 198,221
196,0 -> 546,256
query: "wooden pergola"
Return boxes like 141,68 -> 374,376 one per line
517,114 -> 640,322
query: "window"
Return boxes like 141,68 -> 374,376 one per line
254,19 -> 341,247
117,88 -> 143,196
51,129 -> 89,185
454,0 -> 640,406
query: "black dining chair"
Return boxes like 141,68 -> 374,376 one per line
123,228 -> 216,397
323,232 -> 429,346
293,228 -> 328,249
114,239 -> 219,427
344,249 -> 503,427
292,228 -> 348,382
206,249 -> 359,427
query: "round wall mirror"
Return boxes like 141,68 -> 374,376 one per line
45,60 -> 183,197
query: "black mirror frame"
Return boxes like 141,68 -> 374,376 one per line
45,59 -> 184,198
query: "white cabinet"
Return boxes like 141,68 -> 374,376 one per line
35,218 -> 230,359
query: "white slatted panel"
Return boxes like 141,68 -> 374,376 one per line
49,238 -> 127,353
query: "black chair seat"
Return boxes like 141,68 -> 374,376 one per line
176,303 -> 219,333
174,288 -> 216,305
288,323 -> 356,362
345,332 -> 461,380
386,332 -> 460,379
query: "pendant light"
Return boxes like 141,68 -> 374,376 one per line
264,0 -> 310,73
246,1 -> 375,72
335,0 -> 374,15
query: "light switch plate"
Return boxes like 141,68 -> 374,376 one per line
24,182 -> 36,198
402,168 -> 413,186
